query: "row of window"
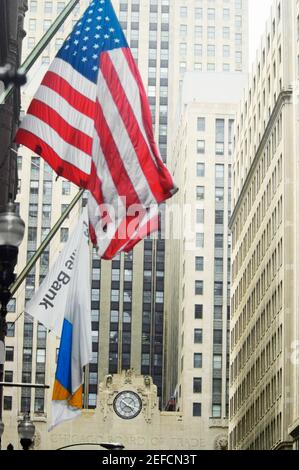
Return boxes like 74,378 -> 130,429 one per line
231,285 -> 283,383
179,12 -> 242,26
230,391 -> 282,449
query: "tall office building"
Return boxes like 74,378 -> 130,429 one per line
229,0 -> 299,450
164,71 -> 246,450
2,0 -> 174,441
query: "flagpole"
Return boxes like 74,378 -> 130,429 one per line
10,189 -> 84,297
0,0 -> 80,105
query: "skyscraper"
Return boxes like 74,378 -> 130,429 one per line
229,0 -> 299,450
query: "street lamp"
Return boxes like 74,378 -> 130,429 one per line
17,414 -> 35,451
0,202 -> 25,449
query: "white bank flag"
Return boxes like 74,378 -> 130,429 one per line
26,208 -> 92,429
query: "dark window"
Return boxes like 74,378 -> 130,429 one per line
194,329 -> 203,344
4,396 -> 12,410
4,371 -> 13,383
195,304 -> 203,319
193,378 -> 202,393
5,347 -> 14,361
193,402 -> 202,416
194,353 -> 202,368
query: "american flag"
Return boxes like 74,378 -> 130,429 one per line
15,0 -> 177,259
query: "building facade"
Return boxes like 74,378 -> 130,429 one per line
229,0 -> 299,450
164,72 -> 247,450
0,0 -> 28,208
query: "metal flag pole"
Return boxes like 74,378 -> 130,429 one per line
10,188 -> 84,297
0,0 -> 80,104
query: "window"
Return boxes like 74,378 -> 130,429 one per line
215,258 -> 223,274
4,371 -> 13,383
208,27 -> 215,40
29,19 -> 36,31
197,140 -> 205,154
194,329 -> 203,344
194,353 -> 202,368
216,119 -> 225,155
30,181 -> 39,195
27,37 -> 35,49
214,330 -> 223,345
195,257 -> 204,271
60,228 -> 69,242
44,1 -> 53,13
193,378 -> 202,393
215,233 -> 223,248
212,404 -> 221,418
180,24 -> 187,36
207,45 -> 215,57
215,188 -> 224,202
208,8 -> 215,21
43,19 -> 51,31
223,45 -> 230,57
214,282 -> 223,296
223,27 -> 230,39
196,209 -> 204,224
180,6 -> 187,17
195,304 -> 203,319
196,233 -> 204,248
195,280 -> 203,295
196,186 -> 205,200
4,396 -> 12,410
197,163 -> 205,177
6,322 -> 15,337
213,355 -> 222,369
193,403 -> 202,416
197,117 -> 205,132
215,210 -> 224,225
7,298 -> 16,312
36,349 -> 46,363
30,0 -> 37,12
5,347 -> 14,361
62,181 -> 71,195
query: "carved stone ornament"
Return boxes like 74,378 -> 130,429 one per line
214,434 -> 228,451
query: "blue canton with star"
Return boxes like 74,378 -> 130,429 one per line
56,0 -> 128,84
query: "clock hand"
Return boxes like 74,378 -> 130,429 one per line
121,399 -> 135,411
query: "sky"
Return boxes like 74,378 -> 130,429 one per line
249,0 -> 273,66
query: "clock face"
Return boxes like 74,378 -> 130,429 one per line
113,391 -> 142,420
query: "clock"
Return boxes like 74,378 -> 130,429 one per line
113,391 -> 142,419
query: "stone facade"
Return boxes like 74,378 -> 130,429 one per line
0,0 -> 28,208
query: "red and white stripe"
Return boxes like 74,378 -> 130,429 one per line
16,48 -> 176,259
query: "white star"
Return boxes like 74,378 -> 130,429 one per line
114,38 -> 120,43
75,30 -> 81,35
83,36 -> 89,41
65,44 -> 70,50
92,54 -> 98,59
109,28 -> 115,33
77,22 -> 82,26
87,18 -> 92,23
96,25 -> 102,30
105,16 -> 110,21
82,46 -> 87,51
93,66 -> 98,71
73,51 -> 77,56
88,9 -> 93,14
74,39 -> 79,45
104,34 -> 109,39
96,16 -> 102,21
93,44 -> 100,49
85,27 -> 91,31
94,34 -> 100,39
82,57 -> 88,62
98,8 -> 103,12
66,36 -> 71,41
